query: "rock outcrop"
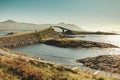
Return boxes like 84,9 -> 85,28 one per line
44,39 -> 119,48
76,55 -> 120,74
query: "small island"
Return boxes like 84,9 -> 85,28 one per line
44,38 -> 119,48
65,30 -> 118,35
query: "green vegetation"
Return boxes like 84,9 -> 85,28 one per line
36,32 -> 44,39
35,27 -> 63,40
7,32 -> 15,35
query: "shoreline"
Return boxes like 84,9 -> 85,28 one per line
0,48 -> 119,79
0,27 -> 63,48
0,27 -> 120,79
44,38 -> 119,48
76,55 -> 120,74
0,27 -> 119,49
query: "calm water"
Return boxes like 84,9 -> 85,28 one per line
12,35 -> 120,66
0,31 -> 8,36
0,31 -> 32,36
70,35 -> 120,47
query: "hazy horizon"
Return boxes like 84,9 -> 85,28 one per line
0,0 -> 120,31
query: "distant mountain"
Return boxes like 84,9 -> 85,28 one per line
0,20 -> 84,31
0,20 -> 39,31
55,23 -> 84,31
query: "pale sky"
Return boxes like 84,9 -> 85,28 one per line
0,0 -> 120,31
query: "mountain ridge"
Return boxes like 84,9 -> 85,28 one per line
0,20 -> 84,31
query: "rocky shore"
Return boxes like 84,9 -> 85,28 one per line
0,27 -> 118,49
76,55 -> 120,74
44,38 -> 119,48
0,27 -> 63,48
65,30 -> 118,35
0,27 -> 119,79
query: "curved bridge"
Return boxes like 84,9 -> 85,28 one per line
52,26 -> 72,34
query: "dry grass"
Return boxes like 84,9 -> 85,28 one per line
0,53 -> 118,80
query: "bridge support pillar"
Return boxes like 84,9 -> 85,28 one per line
62,29 -> 65,34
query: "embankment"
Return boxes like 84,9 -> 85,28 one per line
0,27 -> 63,48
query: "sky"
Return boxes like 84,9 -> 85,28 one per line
0,0 -> 120,31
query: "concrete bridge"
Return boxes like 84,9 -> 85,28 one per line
51,26 -> 73,34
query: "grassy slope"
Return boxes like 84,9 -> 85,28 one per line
35,27 -> 64,39
0,49 -> 118,80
